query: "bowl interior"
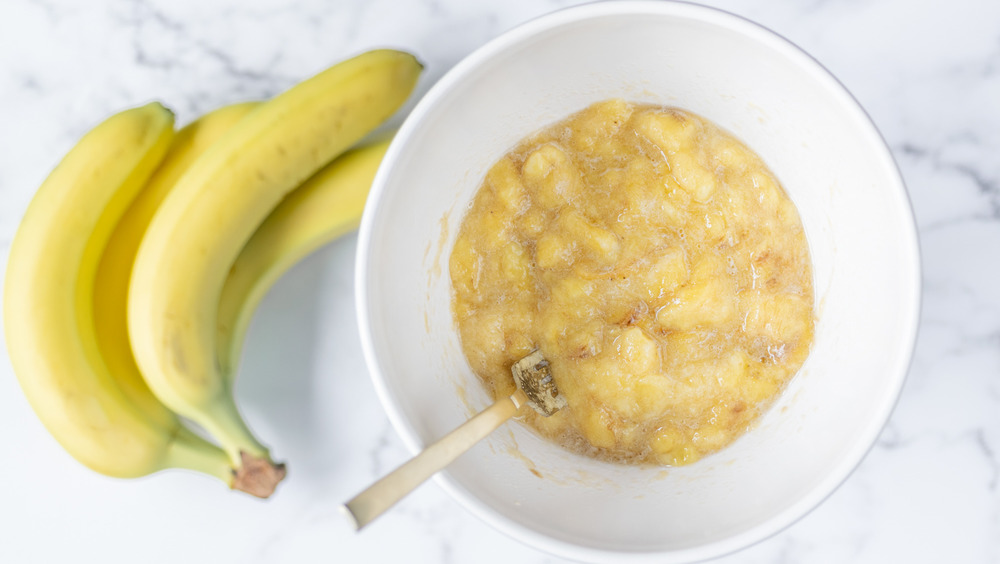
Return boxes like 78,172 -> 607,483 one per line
358,2 -> 919,561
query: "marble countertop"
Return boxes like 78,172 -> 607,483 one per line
1,0 -> 997,562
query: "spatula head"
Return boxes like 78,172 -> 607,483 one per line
511,350 -> 566,417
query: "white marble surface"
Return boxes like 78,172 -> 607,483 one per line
0,0 -> 997,562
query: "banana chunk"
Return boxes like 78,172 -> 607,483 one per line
668,151 -> 717,203
488,156 -> 531,215
655,255 -> 736,331
522,143 -> 583,209
635,109 -> 702,154
569,98 -> 634,155
740,290 -> 813,345
634,246 -> 689,303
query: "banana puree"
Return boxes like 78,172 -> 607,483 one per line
450,100 -> 814,465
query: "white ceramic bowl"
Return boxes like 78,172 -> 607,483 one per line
356,2 -> 920,561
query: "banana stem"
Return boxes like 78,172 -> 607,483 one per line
166,426 -> 234,485
196,392 -> 287,498
196,393 -> 267,461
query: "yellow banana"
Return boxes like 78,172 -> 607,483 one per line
89,102 -> 277,494
217,138 -> 391,377
4,103 -> 229,481
128,50 -> 421,496
95,101 -> 260,431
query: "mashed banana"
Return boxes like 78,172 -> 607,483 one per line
450,99 -> 814,465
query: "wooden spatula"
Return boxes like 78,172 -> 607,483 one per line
342,349 -> 565,530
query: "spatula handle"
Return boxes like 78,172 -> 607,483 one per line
342,389 -> 528,530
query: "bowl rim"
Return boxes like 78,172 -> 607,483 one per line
355,1 -> 922,561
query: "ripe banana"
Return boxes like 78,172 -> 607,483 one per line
217,138 -> 391,376
94,101 -> 259,431
92,102 -> 279,494
128,49 -> 421,495
4,103 -> 230,481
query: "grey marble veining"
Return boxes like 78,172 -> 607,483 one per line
1,0 -> 999,562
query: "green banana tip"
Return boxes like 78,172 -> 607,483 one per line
389,48 -> 424,71
146,100 -> 174,116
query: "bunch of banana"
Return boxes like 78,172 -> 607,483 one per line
4,49 -> 421,497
